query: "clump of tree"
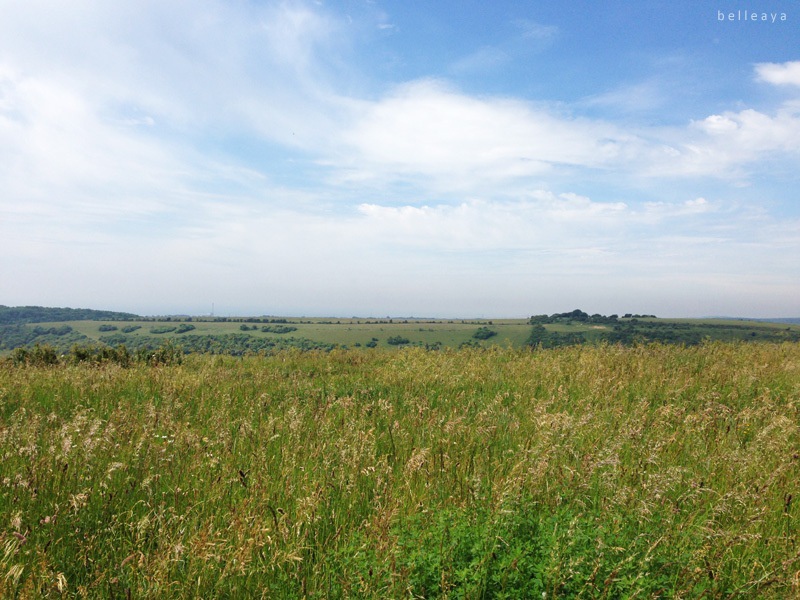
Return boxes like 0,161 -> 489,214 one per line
0,305 -> 139,325
605,322 -> 703,346
175,323 -> 196,334
529,310 -> 620,325
262,325 -> 298,334
68,344 -> 132,367
5,341 -> 183,367
524,311 -> 800,347
526,325 -> 586,349
9,344 -> 60,366
135,341 -> 184,366
0,324 -> 90,353
98,324 -> 118,332
387,336 -> 410,346
472,327 -> 498,340
150,326 -> 177,334
100,332 -> 335,355
204,317 -> 298,324
34,325 -> 74,336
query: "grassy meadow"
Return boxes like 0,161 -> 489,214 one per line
26,318 -> 535,351
2,342 -> 799,598
7,315 -> 799,357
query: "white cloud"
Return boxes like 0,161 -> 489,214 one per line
0,65 -> 188,223
335,80 -> 633,189
451,19 -> 557,75
755,61 -> 800,87
0,0 -> 352,147
641,104 -> 800,179
3,1 -> 796,206
692,108 -> 800,151
1,2 -> 798,317
514,19 -> 559,42
0,0 -> 354,237
451,47 -> 511,74
582,80 -> 668,113
333,74 -> 800,188
353,193 -> 727,258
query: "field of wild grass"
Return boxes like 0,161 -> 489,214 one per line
1,342 -> 799,598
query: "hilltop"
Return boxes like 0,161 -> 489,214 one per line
0,305 -> 139,325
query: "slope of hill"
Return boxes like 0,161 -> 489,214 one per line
0,305 -> 140,325
757,317 -> 800,325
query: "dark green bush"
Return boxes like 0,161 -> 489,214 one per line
68,344 -> 132,367
150,326 -> 177,334
472,327 -> 497,340
135,341 -> 183,366
261,325 -> 298,334
9,344 -> 59,366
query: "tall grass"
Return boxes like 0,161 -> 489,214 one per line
1,342 -> 799,598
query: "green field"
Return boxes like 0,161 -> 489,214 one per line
2,343 -> 799,597
31,317 -> 533,351
2,308 -> 800,357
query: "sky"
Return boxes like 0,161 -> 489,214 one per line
1,1 -> 799,318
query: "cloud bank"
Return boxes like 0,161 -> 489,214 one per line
0,3 -> 798,317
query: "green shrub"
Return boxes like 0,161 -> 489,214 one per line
135,340 -> 183,365
389,504 -> 546,598
9,344 -> 59,366
472,327 -> 497,340
68,344 -> 132,367
31,325 -> 73,336
261,325 -> 298,334
150,325 -> 177,334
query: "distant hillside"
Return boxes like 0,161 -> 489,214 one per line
0,305 -> 140,325
757,317 -> 800,325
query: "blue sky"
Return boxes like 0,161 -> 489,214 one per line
1,1 -> 798,317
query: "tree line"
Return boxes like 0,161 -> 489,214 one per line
0,305 -> 139,324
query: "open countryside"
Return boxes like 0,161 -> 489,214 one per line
2,306 -> 799,359
2,306 -> 800,597
3,1 -> 800,597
